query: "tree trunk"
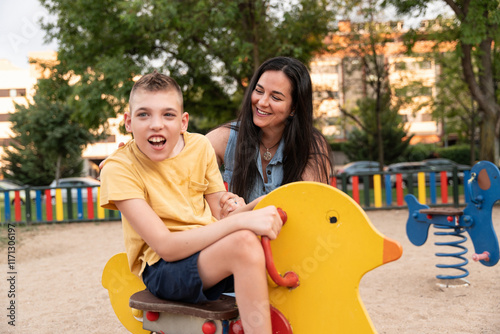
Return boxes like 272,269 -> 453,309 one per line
469,111 -> 476,165
461,42 -> 500,164
479,117 -> 499,164
376,101 -> 384,170
55,155 -> 62,186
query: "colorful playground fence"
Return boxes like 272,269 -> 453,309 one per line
1,168 -> 472,225
0,184 -> 120,225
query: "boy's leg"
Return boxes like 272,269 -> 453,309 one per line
197,230 -> 271,334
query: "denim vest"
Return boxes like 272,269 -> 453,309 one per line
223,123 -> 284,202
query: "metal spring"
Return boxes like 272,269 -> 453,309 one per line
434,224 -> 469,280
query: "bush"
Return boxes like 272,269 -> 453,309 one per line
329,141 -> 343,152
436,145 -> 474,165
402,144 -> 436,162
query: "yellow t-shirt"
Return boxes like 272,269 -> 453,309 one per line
100,132 -> 226,276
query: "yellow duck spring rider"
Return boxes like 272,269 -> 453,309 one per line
102,181 -> 403,333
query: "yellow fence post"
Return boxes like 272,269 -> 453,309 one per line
373,174 -> 382,208
97,187 -> 105,219
55,188 -> 64,221
418,172 -> 426,204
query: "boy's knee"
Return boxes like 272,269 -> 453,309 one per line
231,230 -> 265,264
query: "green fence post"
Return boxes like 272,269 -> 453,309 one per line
452,167 -> 459,206
24,187 -> 32,224
66,188 -> 73,220
363,175 -> 370,207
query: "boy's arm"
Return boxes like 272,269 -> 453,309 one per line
115,197 -> 282,262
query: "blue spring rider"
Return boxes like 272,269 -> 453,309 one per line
405,160 -> 500,284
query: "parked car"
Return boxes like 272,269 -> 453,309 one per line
386,162 -> 425,188
387,159 -> 468,188
421,158 -> 469,184
0,180 -> 37,204
50,177 -> 100,203
336,161 -> 383,184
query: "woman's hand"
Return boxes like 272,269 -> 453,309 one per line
219,192 -> 245,218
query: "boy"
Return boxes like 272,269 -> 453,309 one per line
100,71 -> 282,333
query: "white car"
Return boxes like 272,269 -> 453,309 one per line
49,177 -> 100,203
0,180 -> 37,205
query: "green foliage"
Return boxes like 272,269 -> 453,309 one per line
40,0 -> 335,132
342,95 -> 412,164
1,63 -> 101,186
402,143 -> 435,162
385,0 -> 500,163
436,145 -> 475,165
396,143 -> 475,165
329,141 -> 343,152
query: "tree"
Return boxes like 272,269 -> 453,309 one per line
431,50 -> 480,165
1,62 -> 101,186
342,93 -> 412,163
40,0 -> 335,133
328,0 -> 408,169
385,0 -> 500,164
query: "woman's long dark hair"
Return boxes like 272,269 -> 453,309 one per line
230,56 -> 333,201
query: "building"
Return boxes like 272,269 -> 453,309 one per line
310,19 -> 453,145
0,51 -> 131,181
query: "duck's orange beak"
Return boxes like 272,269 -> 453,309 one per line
383,237 -> 403,264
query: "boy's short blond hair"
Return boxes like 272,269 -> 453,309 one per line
129,71 -> 183,111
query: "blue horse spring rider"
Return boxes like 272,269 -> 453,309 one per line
405,160 -> 500,286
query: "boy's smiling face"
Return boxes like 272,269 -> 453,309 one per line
125,88 -> 188,162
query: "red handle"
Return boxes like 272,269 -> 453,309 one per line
261,208 -> 300,288
472,251 -> 490,262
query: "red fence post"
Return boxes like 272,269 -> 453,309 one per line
87,187 -> 94,219
352,176 -> 359,204
14,191 -> 21,221
45,189 -> 53,221
440,171 -> 448,204
396,174 -> 404,206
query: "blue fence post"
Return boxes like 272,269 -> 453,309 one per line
4,192 -> 11,222
77,188 -> 83,219
384,174 -> 392,206
35,190 -> 43,221
429,172 -> 437,204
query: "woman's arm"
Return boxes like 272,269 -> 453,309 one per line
205,191 -> 246,219
301,136 -> 333,183
206,126 -> 231,167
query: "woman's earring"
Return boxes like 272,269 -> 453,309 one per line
290,111 -> 295,117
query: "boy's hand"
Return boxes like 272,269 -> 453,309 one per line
219,192 -> 245,218
247,206 -> 284,240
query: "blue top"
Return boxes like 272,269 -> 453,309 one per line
223,123 -> 284,202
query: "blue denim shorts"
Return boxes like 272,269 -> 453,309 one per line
142,252 -> 234,304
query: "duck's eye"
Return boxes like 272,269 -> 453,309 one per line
326,210 -> 339,224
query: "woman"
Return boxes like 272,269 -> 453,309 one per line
207,56 -> 333,207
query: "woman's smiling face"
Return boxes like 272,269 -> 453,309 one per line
251,70 -> 294,131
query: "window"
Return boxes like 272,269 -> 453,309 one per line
420,86 -> 433,96
0,138 -> 14,146
395,62 -> 407,71
313,91 -> 339,100
421,113 -> 433,121
0,88 -> 26,98
418,61 -> 432,70
311,64 -> 339,74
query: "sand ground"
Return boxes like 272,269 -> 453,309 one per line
1,208 -> 500,333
